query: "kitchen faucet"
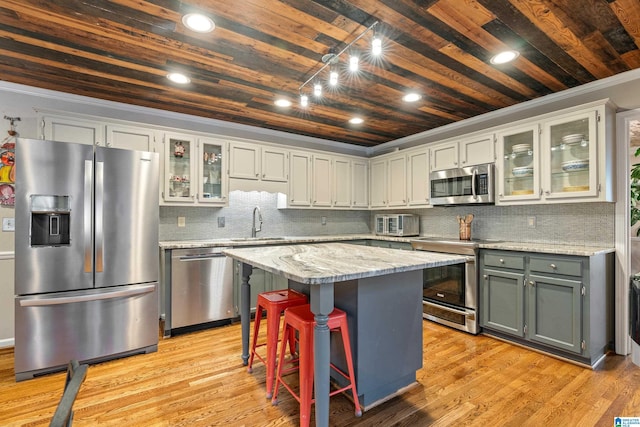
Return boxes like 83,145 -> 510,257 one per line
251,206 -> 263,237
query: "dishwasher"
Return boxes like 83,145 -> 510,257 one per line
169,247 -> 234,334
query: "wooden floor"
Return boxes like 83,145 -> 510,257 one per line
1,320 -> 640,426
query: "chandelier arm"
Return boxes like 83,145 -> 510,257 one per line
298,21 -> 379,93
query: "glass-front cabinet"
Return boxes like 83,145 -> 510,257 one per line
542,111 -> 598,200
198,137 -> 226,204
496,124 -> 540,202
163,133 -> 227,205
496,104 -> 606,205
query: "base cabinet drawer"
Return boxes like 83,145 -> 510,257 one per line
479,249 -> 613,367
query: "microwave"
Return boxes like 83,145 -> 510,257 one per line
430,163 -> 495,206
375,214 -> 419,237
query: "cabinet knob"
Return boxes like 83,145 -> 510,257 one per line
550,263 -> 557,269
499,258 -> 504,264
544,190 -> 550,195
262,174 -> 265,178
529,280 -> 535,286
483,274 -> 488,279
255,173 -> 259,177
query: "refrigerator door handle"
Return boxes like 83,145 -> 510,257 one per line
95,160 -> 104,273
84,160 -> 93,273
19,284 -> 157,307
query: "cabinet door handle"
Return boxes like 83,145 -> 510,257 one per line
529,280 -> 535,286
550,263 -> 557,269
255,173 -> 259,177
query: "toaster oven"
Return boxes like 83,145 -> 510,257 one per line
375,214 -> 419,237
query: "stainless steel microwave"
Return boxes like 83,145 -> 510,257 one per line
430,163 -> 495,205
375,214 -> 419,237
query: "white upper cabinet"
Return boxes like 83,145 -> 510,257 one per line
106,124 -> 156,151
288,151 -> 312,206
430,133 -> 495,171
351,159 -> 369,208
369,158 -> 388,208
430,141 -> 458,171
261,147 -> 288,182
496,123 -> 541,203
312,154 -> 332,207
387,153 -> 407,207
39,114 -> 105,146
407,149 -> 430,206
333,156 -> 351,208
162,133 -> 227,206
229,141 -> 288,182
197,137 -> 227,205
460,134 -> 495,166
496,101 -> 612,205
228,141 -> 260,180
163,132 -> 197,203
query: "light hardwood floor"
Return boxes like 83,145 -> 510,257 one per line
1,319 -> 639,426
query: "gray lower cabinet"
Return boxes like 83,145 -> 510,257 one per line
232,259 -> 288,317
480,249 -> 613,367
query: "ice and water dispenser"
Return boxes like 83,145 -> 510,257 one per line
30,195 -> 71,246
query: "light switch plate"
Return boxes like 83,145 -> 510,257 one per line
2,217 -> 15,232
177,216 -> 186,227
527,216 -> 536,228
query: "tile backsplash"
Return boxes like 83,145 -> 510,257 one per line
402,202 -> 615,247
159,191 -> 371,241
161,191 -> 614,248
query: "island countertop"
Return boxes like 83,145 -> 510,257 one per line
223,242 -> 467,285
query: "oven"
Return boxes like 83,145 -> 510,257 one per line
410,238 -> 480,334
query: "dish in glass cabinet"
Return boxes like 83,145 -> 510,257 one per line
561,159 -> 589,172
562,134 -> 584,144
512,166 -> 533,177
563,185 -> 589,192
512,143 -> 532,154
512,189 -> 534,195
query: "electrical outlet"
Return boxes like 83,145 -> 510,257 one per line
177,216 -> 186,227
527,216 -> 536,228
321,216 -> 327,225
218,216 -> 225,228
2,217 -> 15,232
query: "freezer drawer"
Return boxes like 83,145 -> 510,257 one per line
14,283 -> 159,381
170,248 -> 234,330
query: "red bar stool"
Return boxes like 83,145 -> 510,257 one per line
271,304 -> 362,427
247,289 -> 308,398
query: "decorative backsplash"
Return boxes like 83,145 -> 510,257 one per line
159,191 -> 371,241
161,191 -> 614,248
404,202 -> 615,247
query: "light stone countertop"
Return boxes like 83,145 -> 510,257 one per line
159,234 -> 615,257
477,241 -> 614,257
223,242 -> 468,285
158,234 -> 405,249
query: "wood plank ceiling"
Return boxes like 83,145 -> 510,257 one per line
1,0 -> 640,147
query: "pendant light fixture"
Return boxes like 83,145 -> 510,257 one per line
298,21 -> 380,107
372,28 -> 382,56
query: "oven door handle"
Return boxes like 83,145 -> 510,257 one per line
423,300 -> 474,318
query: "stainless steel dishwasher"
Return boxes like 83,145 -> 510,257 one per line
170,247 -> 234,333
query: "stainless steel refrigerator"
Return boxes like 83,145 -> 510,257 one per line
14,138 -> 160,381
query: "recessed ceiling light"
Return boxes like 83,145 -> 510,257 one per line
349,117 -> 364,125
403,93 -> 422,102
182,13 -> 215,33
274,99 -> 292,107
167,72 -> 191,84
490,50 -> 520,65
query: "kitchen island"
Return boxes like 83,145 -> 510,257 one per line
223,242 -> 467,427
